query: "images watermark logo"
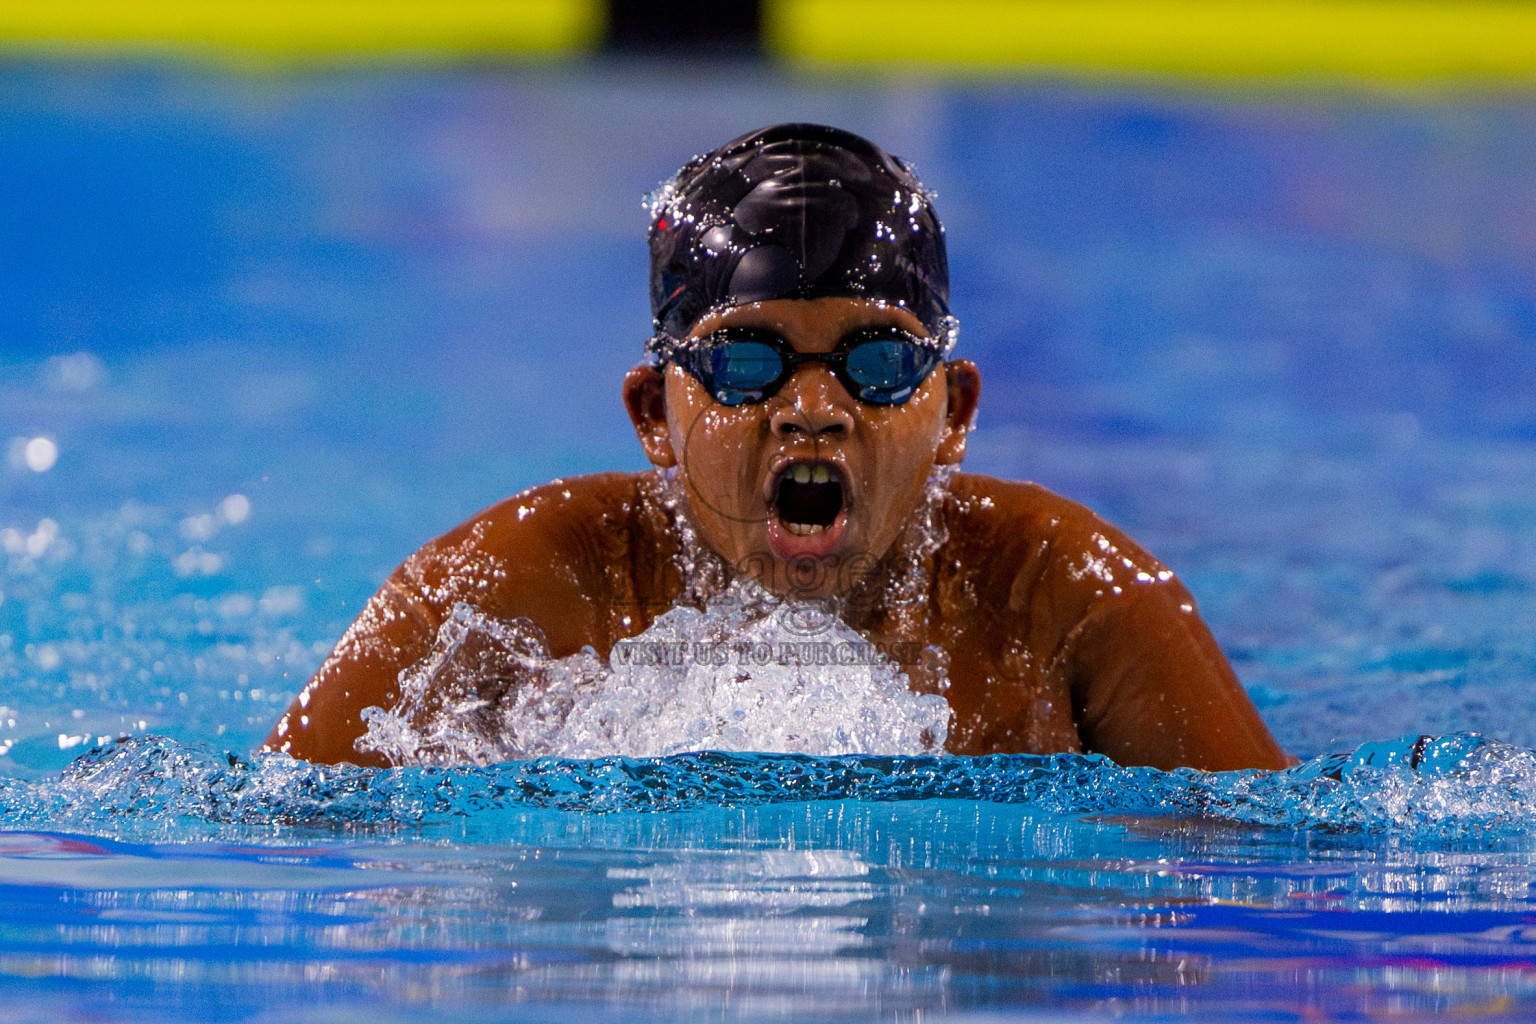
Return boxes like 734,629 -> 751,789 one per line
611,637 -> 925,668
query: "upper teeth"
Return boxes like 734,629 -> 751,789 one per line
790,464 -> 831,484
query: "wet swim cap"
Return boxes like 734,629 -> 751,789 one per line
647,123 -> 952,348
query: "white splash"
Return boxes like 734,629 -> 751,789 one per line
358,582 -> 951,767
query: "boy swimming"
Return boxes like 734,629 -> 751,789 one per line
266,123 -> 1291,772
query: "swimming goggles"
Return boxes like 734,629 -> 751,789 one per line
658,326 -> 944,407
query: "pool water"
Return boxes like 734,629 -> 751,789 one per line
2,60 -> 1536,1021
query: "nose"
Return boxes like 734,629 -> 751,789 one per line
769,365 -> 856,439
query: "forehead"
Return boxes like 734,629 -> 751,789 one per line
687,297 -> 930,345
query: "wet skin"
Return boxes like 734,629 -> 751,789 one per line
266,297 -> 1293,772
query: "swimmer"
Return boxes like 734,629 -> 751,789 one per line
266,123 -> 1292,772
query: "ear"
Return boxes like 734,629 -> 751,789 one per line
935,359 -> 981,465
622,365 -> 677,468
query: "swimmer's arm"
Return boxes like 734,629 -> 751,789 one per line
954,475 -> 1290,770
263,478 -> 620,765
262,578 -> 436,767
1065,574 -> 1294,772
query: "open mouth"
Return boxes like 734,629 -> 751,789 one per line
773,462 -> 846,536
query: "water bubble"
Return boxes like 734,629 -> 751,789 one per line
23,437 -> 58,473
173,549 -> 224,577
43,351 -> 105,391
258,587 -> 305,617
216,594 -> 255,617
179,514 -> 219,542
219,494 -> 251,524
22,519 -> 58,559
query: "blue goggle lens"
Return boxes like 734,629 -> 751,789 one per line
707,340 -> 783,406
843,338 -> 926,402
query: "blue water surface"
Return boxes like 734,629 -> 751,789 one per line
2,59 -> 1536,1021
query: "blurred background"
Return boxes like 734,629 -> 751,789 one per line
1,1 -> 1534,772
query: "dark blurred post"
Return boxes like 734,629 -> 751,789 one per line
604,0 -> 763,55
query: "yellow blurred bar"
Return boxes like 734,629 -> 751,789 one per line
768,0 -> 1536,80
0,0 -> 602,56
7,0 -> 1533,78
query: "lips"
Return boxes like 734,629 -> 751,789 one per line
765,460 -> 850,561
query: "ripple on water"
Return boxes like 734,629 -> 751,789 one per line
0,731 -> 1531,845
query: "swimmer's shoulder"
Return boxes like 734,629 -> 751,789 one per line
444,470 -> 663,552
944,472 -> 1176,618
944,474 -> 1291,771
946,472 -> 1140,553
396,471 -> 676,656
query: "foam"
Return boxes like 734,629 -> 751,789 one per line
357,580 -> 953,766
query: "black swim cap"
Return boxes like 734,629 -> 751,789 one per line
647,123 -> 953,349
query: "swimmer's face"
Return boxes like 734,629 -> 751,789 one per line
624,296 -> 980,599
